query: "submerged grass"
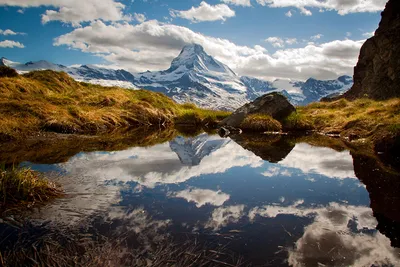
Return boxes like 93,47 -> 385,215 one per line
0,69 -> 230,137
0,166 -> 62,208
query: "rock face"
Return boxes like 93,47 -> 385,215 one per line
220,92 -> 295,128
343,0 -> 400,100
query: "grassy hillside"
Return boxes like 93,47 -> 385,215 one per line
285,98 -> 400,139
0,68 -> 230,137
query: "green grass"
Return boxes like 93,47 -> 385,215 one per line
239,114 -> 282,132
0,166 -> 62,207
0,68 -> 230,136
297,98 -> 400,137
282,111 -> 314,131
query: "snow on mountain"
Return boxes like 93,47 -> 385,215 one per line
134,44 -> 249,110
169,133 -> 231,166
1,45 -> 353,109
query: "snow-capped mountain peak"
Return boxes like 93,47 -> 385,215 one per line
168,43 -> 236,76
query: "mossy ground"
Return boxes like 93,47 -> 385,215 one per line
0,69 -> 230,136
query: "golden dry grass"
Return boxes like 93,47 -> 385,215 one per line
240,114 -> 282,132
0,70 -> 230,136
297,98 -> 400,139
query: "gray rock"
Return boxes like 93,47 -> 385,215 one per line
220,92 -> 295,128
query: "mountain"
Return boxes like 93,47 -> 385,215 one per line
133,44 -> 249,110
1,44 -> 353,110
169,133 -> 231,166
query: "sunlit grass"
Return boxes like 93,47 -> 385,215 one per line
0,166 -> 62,207
239,114 -> 282,132
0,69 -> 231,136
297,98 -> 400,138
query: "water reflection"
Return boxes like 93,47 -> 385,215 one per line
16,133 -> 400,266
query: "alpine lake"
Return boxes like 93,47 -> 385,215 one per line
1,128 -> 399,267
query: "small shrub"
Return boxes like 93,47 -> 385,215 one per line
0,66 -> 18,78
240,114 -> 282,132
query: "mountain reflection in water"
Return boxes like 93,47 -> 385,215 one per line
10,133 -> 400,266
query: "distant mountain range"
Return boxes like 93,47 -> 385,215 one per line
1,44 -> 353,110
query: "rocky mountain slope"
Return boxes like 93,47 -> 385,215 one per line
343,0 -> 400,100
1,44 -> 353,110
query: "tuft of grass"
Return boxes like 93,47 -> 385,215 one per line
174,107 -> 231,127
0,70 -> 230,136
240,114 -> 282,132
282,111 -> 314,131
0,166 -> 62,207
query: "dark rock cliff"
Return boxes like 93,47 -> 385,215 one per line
343,0 -> 400,100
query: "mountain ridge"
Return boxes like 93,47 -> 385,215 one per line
1,44 -> 353,110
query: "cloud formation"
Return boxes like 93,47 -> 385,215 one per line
133,13 -> 147,23
0,0 -> 128,26
255,0 -> 386,16
0,40 -> 24,48
221,0 -> 252,7
206,205 -> 246,230
278,143 -> 357,179
254,201 -> 400,267
170,1 -> 235,23
54,20 -> 364,80
0,28 -> 25,35
170,188 -> 230,207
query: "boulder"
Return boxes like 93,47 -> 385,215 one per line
343,0 -> 400,100
220,92 -> 295,129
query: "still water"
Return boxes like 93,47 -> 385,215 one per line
17,133 -> 400,266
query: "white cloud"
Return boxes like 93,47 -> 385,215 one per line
170,1 -> 235,23
363,31 -> 375,38
265,36 -> 284,48
221,0 -> 252,7
170,188 -> 230,207
255,0 -> 386,16
261,166 -> 292,177
54,20 -> 364,80
346,31 -> 352,37
263,201 -> 400,267
0,0 -> 129,26
133,13 -> 146,23
278,143 -> 357,179
0,40 -> 24,48
0,28 -> 25,35
285,10 -> 292,17
285,38 -> 297,45
310,34 -> 323,41
265,37 -> 297,47
205,205 -> 246,230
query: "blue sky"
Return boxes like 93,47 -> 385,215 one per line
0,0 -> 386,80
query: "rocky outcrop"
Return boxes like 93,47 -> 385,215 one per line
343,0 -> 400,100
219,92 -> 295,129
